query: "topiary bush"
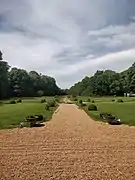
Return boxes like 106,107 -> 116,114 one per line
16,98 -> 22,103
47,100 -> 56,107
117,99 -> 123,103
54,96 -> 60,103
87,98 -> 91,102
9,100 -> 16,104
80,103 -> 86,107
41,99 -> 46,103
79,99 -> 83,104
72,97 -> 78,101
88,104 -> 97,111
45,103 -> 50,110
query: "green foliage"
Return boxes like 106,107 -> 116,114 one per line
92,100 -> 95,103
87,98 -> 91,102
41,99 -> 46,103
0,98 -> 57,129
45,103 -> 50,110
79,99 -> 83,104
16,98 -> 22,103
87,104 -> 97,111
37,90 -> 44,97
54,95 -> 58,98
117,99 -> 124,103
86,100 -> 135,126
0,50 -> 64,100
112,99 -> 115,102
47,100 -> 56,107
69,63 -> 135,96
80,103 -> 86,107
55,97 -> 60,103
9,100 -> 16,104
0,52 -> 9,99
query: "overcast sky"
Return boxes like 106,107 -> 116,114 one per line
0,0 -> 135,88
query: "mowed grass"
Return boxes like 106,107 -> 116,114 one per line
0,97 -> 57,129
77,96 -> 135,126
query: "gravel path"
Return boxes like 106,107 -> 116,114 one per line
1,104 -> 135,180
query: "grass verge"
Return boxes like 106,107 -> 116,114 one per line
75,96 -> 135,126
0,97 -> 58,129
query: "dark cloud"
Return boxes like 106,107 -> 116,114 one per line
0,0 -> 135,88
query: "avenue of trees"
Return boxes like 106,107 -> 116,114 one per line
69,63 -> 135,96
0,51 -> 66,100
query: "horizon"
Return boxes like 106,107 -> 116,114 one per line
0,0 -> 135,88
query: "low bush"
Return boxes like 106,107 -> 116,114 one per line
80,103 -> 87,107
72,97 -> 78,101
87,98 -> 91,102
112,99 -> 115,102
54,96 -> 60,102
117,99 -> 123,103
45,103 -> 50,110
16,98 -> 22,103
47,100 -> 56,107
41,99 -> 46,103
88,104 -> 97,111
92,100 -> 95,103
9,100 -> 16,104
79,99 -> 83,104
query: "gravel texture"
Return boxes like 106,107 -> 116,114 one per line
1,104 -> 135,180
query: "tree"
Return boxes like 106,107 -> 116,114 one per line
69,64 -> 135,96
0,51 -> 2,60
0,51 -> 9,99
9,68 -> 31,97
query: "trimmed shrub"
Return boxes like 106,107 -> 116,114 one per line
112,99 -> 115,102
47,100 -> 56,107
9,100 -> 16,104
79,99 -> 83,104
88,104 -> 97,111
41,99 -> 46,103
16,98 -> 22,103
87,98 -> 91,102
80,103 -> 86,107
117,99 -> 123,103
72,97 -> 78,101
45,103 -> 50,110
54,96 -> 60,102
92,100 -> 95,103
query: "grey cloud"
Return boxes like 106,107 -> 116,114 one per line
0,0 -> 135,88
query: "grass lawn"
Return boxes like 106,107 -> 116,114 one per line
0,97 -> 58,129
77,96 -> 135,103
76,96 -> 135,126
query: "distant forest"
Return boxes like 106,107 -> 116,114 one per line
1,49 -> 135,99
0,51 -> 66,100
69,62 -> 135,96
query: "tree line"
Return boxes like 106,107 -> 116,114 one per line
69,63 -> 135,96
0,51 -> 66,100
